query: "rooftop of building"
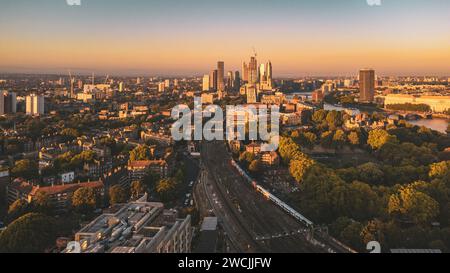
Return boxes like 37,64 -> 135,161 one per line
201,217 -> 218,231
128,160 -> 168,169
9,178 -> 104,197
73,201 -> 190,253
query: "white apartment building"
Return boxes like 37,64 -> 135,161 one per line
26,94 -> 45,115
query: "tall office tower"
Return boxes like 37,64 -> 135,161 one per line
202,74 -> 210,91
259,61 -> 273,90
227,71 -> 234,89
248,56 -> 258,85
217,61 -> 225,92
359,69 -> 375,103
173,79 -> 179,87
136,77 -> 141,85
3,91 -> 17,114
246,85 -> 257,104
165,79 -> 171,88
158,82 -> 166,92
266,61 -> 273,83
233,71 -> 241,90
26,94 -> 45,116
210,70 -> 218,91
119,82 -> 124,92
77,79 -> 83,89
259,63 -> 266,83
242,62 -> 249,82
234,71 -> 241,91
0,91 -> 4,115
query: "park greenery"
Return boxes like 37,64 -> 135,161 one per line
278,109 -> 450,252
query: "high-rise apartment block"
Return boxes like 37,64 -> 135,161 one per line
26,94 -> 45,115
217,61 -> 225,92
202,74 -> 211,91
158,82 -> 166,92
210,70 -> 218,91
359,69 -> 375,103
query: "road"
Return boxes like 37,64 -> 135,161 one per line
199,140 -> 330,253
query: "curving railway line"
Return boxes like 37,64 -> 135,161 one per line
201,140 -> 339,253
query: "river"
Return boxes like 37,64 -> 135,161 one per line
408,119 -> 449,134
323,103 -> 448,134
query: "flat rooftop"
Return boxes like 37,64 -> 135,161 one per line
201,217 -> 218,231
77,202 -> 164,235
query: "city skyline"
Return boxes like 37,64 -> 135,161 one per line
1,0 -> 449,76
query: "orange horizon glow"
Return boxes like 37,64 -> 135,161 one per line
1,0 -> 449,76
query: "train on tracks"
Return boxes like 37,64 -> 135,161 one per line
230,159 -> 314,228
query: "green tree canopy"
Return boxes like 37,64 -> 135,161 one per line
0,213 -> 57,253
156,178 -> 178,202
248,159 -> 263,174
320,131 -> 334,148
239,151 -> 255,164
109,185 -> 129,205
312,109 -> 327,124
142,170 -> 160,192
32,192 -> 54,215
348,131 -> 360,146
388,185 -> 439,225
296,132 -> 317,149
72,187 -> 98,213
129,145 -> 152,161
367,129 -> 398,150
289,156 -> 315,184
357,163 -> 384,185
326,110 -> 343,129
279,137 -> 303,163
130,181 -> 147,199
7,199 -> 30,223
429,161 -> 450,179
332,129 -> 346,148
330,217 -> 364,251
296,165 -> 349,223
11,159 -> 38,180
60,128 -> 80,142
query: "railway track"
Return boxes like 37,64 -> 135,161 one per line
201,141 -> 325,253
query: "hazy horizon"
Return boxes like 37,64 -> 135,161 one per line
1,0 -> 449,76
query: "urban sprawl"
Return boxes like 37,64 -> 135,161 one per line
0,55 -> 449,253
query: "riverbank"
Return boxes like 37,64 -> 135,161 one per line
408,118 -> 449,134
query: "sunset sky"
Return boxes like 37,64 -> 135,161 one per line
1,0 -> 449,77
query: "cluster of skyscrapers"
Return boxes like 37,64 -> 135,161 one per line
203,61 -> 241,94
241,57 -> 273,91
202,55 -> 274,104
